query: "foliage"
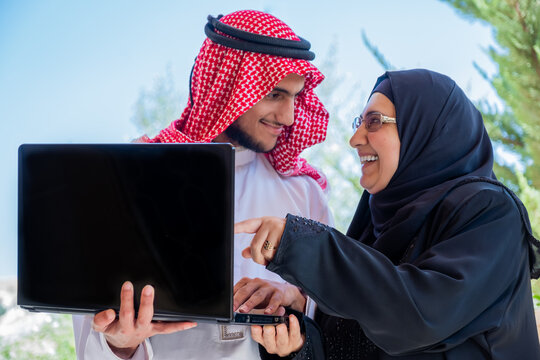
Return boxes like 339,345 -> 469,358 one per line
533,281 -> 540,307
441,0 -> 540,187
517,171 -> 540,239
520,167 -> 540,307
516,169 -> 540,306
0,314 -> 75,360
440,0 -> 540,308
478,100 -> 525,191
361,31 -> 396,71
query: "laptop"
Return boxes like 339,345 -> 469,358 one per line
18,143 -> 286,325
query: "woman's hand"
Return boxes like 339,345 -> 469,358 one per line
234,277 -> 306,314
251,314 -> 305,357
234,216 -> 286,266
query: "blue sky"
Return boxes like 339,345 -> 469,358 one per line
0,0 -> 498,276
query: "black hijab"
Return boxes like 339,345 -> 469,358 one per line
347,69 -> 540,278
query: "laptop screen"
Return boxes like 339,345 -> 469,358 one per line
18,143 -> 234,322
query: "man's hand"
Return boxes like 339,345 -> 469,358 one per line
234,277 -> 306,315
92,281 -> 197,359
251,315 -> 305,357
234,216 -> 286,266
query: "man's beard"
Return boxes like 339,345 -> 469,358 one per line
224,122 -> 276,153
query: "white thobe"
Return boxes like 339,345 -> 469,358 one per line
73,147 -> 333,360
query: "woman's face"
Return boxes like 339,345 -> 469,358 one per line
349,92 -> 400,194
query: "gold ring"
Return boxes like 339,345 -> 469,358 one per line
263,240 -> 275,251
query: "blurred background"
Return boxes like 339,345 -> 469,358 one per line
1,0 -> 539,358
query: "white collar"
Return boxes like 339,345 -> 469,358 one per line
235,146 -> 257,167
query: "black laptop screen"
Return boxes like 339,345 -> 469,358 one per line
18,143 -> 234,321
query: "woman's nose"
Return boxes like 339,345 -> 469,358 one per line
349,124 -> 368,148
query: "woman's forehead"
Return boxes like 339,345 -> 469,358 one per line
363,92 -> 396,117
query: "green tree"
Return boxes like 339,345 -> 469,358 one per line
441,0 -> 540,188
438,0 -> 540,305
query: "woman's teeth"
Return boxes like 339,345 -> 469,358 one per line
360,155 -> 379,163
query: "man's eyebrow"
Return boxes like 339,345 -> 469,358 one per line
272,86 -> 305,96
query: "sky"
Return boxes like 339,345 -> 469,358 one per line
0,0 -> 499,277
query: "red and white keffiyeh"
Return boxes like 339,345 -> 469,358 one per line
140,10 -> 329,189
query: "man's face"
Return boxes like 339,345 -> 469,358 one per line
221,73 -> 306,153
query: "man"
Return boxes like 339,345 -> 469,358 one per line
72,10 -> 332,359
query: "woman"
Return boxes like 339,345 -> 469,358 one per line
235,69 -> 540,359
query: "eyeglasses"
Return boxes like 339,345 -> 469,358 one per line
352,112 -> 396,132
